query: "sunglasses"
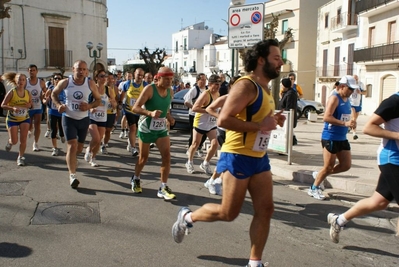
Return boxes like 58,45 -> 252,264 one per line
98,75 -> 108,78
54,77 -> 62,80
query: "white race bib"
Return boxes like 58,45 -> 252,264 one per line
12,108 -> 28,118
69,101 -> 81,111
341,114 -> 351,122
32,97 -> 41,109
129,98 -> 136,107
149,118 -> 166,131
252,131 -> 271,152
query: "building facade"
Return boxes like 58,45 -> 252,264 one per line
0,0 -> 108,79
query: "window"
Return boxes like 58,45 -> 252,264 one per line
324,13 -> 329,28
334,47 -> 340,76
322,49 -> 328,76
281,49 -> 287,63
184,38 -> 187,50
369,26 -> 375,46
48,27 -> 65,67
282,19 -> 288,34
337,8 -> 342,25
175,41 -> 178,52
184,61 -> 186,67
347,43 -> 354,75
388,21 -> 396,44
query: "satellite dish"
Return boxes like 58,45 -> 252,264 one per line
205,25 -> 209,30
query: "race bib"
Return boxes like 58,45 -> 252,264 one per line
69,101 -> 81,111
129,98 -> 136,107
12,108 -> 27,118
32,97 -> 41,109
209,116 -> 217,123
149,118 -> 166,131
252,131 -> 271,152
341,114 -> 351,122
94,111 -> 106,119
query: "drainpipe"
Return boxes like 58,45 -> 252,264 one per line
15,5 -> 27,72
1,19 -> 4,74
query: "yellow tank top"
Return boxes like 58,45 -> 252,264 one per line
124,81 -> 145,114
193,90 -> 217,131
221,76 -> 275,158
6,88 -> 30,122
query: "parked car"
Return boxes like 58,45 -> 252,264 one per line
170,89 -> 190,128
297,99 -> 324,119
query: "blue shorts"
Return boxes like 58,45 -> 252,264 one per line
351,106 -> 362,113
7,118 -> 30,128
90,119 -> 107,128
216,152 -> 271,179
29,109 -> 43,117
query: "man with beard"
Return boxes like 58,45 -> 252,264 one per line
172,39 -> 286,267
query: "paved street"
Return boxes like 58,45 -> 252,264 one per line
0,120 -> 398,267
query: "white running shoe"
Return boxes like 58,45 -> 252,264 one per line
126,144 -> 132,152
119,131 -> 124,139
28,131 -> 32,138
150,143 -> 156,149
61,136 -> 66,143
44,129 -> 50,138
196,149 -> 204,158
33,142 -> 40,152
131,147 -> 138,157
204,178 -> 216,195
185,162 -> 195,174
172,207 -> 193,243
307,187 -> 326,200
327,213 -> 342,243
69,173 -> 80,189
100,146 -> 108,154
51,148 -> 59,156
17,156 -> 25,166
312,171 -> 325,191
84,147 -> 92,162
199,162 -> 213,176
5,141 -> 12,152
90,158 -> 99,167
123,131 -> 128,139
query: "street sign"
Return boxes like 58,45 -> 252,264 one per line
228,3 -> 264,49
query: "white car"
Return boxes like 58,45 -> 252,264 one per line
297,99 -> 324,119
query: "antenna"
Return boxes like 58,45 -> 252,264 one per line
181,18 -> 183,30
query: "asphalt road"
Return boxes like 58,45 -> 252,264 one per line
0,121 -> 398,267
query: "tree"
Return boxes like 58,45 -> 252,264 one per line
0,0 -> 11,38
138,47 -> 167,75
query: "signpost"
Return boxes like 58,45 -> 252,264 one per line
228,3 -> 265,49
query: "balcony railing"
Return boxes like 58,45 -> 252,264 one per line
330,12 -> 358,33
316,64 -> 356,77
355,0 -> 396,14
354,42 -> 399,62
45,49 -> 73,68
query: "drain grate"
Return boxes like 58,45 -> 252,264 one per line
0,181 -> 28,196
31,202 -> 100,225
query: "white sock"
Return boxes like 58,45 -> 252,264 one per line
185,212 -> 193,224
248,260 -> 262,267
133,175 -> 140,180
337,214 -> 348,226
161,183 -> 167,189
203,160 -> 209,165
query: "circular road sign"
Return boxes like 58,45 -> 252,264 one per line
230,13 -> 240,27
251,11 -> 262,24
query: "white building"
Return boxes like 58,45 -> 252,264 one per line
315,0 -> 399,115
0,0 -> 108,78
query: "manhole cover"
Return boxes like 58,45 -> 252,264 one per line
31,202 -> 100,225
0,181 -> 28,196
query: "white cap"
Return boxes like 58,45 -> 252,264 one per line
338,75 -> 359,90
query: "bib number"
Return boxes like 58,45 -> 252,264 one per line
12,108 -> 27,118
70,101 -> 80,111
149,118 -> 166,131
129,98 -> 136,107
209,116 -> 217,123
252,131 -> 271,152
341,114 -> 351,122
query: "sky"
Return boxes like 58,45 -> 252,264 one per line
107,0 -> 261,65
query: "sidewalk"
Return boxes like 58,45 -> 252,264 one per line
268,114 -> 382,201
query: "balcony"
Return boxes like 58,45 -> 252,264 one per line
316,64 -> 356,78
44,49 -> 73,68
330,12 -> 358,33
354,42 -> 399,63
355,0 -> 399,17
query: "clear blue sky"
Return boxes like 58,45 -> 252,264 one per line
107,0 -> 261,65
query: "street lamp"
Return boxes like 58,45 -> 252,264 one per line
86,41 -> 103,72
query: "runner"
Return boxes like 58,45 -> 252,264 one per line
101,71 -> 118,154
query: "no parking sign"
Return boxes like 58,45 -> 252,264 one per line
228,3 -> 264,49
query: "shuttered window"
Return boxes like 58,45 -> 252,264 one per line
49,27 -> 65,67
381,75 -> 396,101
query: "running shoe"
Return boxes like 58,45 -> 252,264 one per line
172,207 -> 193,243
51,148 -> 59,156
28,130 -> 32,138
61,136 -> 66,143
44,129 -> 50,138
131,178 -> 142,193
150,143 -> 156,148
123,131 -> 128,139
353,134 -> 358,140
5,141 -> 12,152
157,186 -> 176,200
204,178 -> 216,195
119,131 -> 124,139
307,186 -> 326,200
199,162 -> 213,176
17,156 -> 25,166
245,263 -> 269,267
185,162 -> 195,174
90,158 -> 99,167
84,147 -> 92,162
327,213 -> 342,243
131,147 -> 138,157
33,142 -> 40,152
69,173 -> 80,189
100,145 -> 108,154
196,149 -> 204,158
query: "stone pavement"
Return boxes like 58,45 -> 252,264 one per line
268,114 -> 383,202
